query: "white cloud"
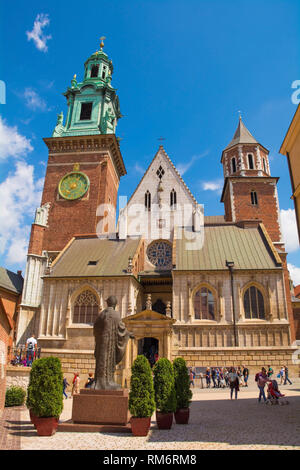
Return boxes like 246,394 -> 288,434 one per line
26,13 -> 51,52
23,88 -> 47,111
288,263 -> 300,286
280,208 -> 299,253
0,161 -> 43,267
134,163 -> 145,175
201,179 -> 223,193
0,116 -> 33,160
176,151 -> 209,176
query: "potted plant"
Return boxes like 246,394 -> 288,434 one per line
129,355 -> 156,436
5,386 -> 26,407
173,357 -> 193,424
26,356 -> 63,436
153,358 -> 177,429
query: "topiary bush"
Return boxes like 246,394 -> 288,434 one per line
5,386 -> 26,407
173,357 -> 192,409
153,358 -> 177,414
129,355 -> 156,418
26,356 -> 63,418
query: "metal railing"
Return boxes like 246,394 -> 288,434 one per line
8,346 -> 42,366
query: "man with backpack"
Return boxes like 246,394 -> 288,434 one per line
26,334 -> 37,367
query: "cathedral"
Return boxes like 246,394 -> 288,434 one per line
16,42 -> 298,384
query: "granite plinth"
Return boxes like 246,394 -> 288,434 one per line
71,388 -> 130,426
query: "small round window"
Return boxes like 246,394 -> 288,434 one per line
147,240 -> 172,269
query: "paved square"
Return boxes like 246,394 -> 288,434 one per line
1,378 -> 300,450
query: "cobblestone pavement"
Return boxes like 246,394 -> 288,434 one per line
1,379 -> 300,450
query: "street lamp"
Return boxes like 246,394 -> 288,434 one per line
226,260 -> 238,347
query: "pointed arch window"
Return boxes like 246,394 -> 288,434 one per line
243,285 -> 265,319
193,286 -> 215,320
250,190 -> 258,205
248,154 -> 254,170
231,157 -> 237,173
145,190 -> 151,211
170,189 -> 177,208
73,290 -> 99,324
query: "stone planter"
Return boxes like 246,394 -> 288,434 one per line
34,416 -> 59,436
130,417 -> 151,436
174,408 -> 190,424
156,411 -> 173,430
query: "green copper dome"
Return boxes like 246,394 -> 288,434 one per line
52,41 -> 122,138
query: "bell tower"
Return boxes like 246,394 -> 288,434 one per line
220,116 -> 282,244
17,41 -> 126,342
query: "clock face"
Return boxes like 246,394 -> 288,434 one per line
58,171 -> 90,200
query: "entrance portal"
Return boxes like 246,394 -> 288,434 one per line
138,337 -> 159,367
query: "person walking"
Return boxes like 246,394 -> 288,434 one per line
279,366 -> 285,385
283,365 -> 292,385
242,365 -> 249,387
63,377 -> 70,399
267,365 -> 273,379
211,367 -> 217,388
72,372 -> 81,395
85,372 -> 95,389
205,367 -> 211,388
189,368 -> 195,388
257,367 -> 271,403
228,367 -> 240,400
25,334 -> 37,367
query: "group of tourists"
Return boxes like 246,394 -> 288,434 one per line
63,372 -> 95,398
203,366 -> 249,389
10,335 -> 40,367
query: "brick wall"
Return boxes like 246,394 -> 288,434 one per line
0,310 -> 10,411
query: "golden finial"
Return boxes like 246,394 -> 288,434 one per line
73,74 -> 77,79
100,36 -> 106,50
73,163 -> 80,171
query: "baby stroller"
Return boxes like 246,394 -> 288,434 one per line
267,380 -> 289,405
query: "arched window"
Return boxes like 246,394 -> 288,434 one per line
145,190 -> 151,211
193,286 -> 215,320
90,65 -> 99,78
73,290 -> 99,324
231,157 -> 237,173
170,189 -> 177,208
250,190 -> 258,205
243,286 -> 265,319
248,154 -> 254,170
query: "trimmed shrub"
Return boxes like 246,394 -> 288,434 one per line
173,357 -> 192,409
153,358 -> 177,414
26,356 -> 63,418
129,355 -> 156,418
5,386 -> 26,407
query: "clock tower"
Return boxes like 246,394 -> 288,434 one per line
17,41 -> 126,342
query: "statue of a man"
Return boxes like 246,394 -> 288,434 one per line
93,296 -> 134,390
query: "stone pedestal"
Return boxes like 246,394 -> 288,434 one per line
57,388 -> 131,433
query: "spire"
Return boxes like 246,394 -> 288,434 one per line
224,117 -> 258,150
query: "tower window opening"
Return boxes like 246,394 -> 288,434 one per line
263,158 -> 267,173
251,191 -> 258,205
145,190 -> 151,211
231,157 -> 237,173
248,154 -> 254,170
80,102 -> 93,120
91,65 -> 99,78
170,189 -> 177,207
102,66 -> 107,79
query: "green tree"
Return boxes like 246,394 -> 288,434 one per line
129,355 -> 155,418
173,357 -> 192,409
153,358 -> 177,413
26,357 -> 63,418
5,386 -> 26,407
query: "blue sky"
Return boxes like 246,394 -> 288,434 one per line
0,0 -> 300,282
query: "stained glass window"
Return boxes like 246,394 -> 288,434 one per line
73,290 -> 99,324
147,241 -> 172,269
244,286 -> 265,319
193,287 -> 215,320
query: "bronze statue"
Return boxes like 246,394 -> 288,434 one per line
93,296 -> 134,390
